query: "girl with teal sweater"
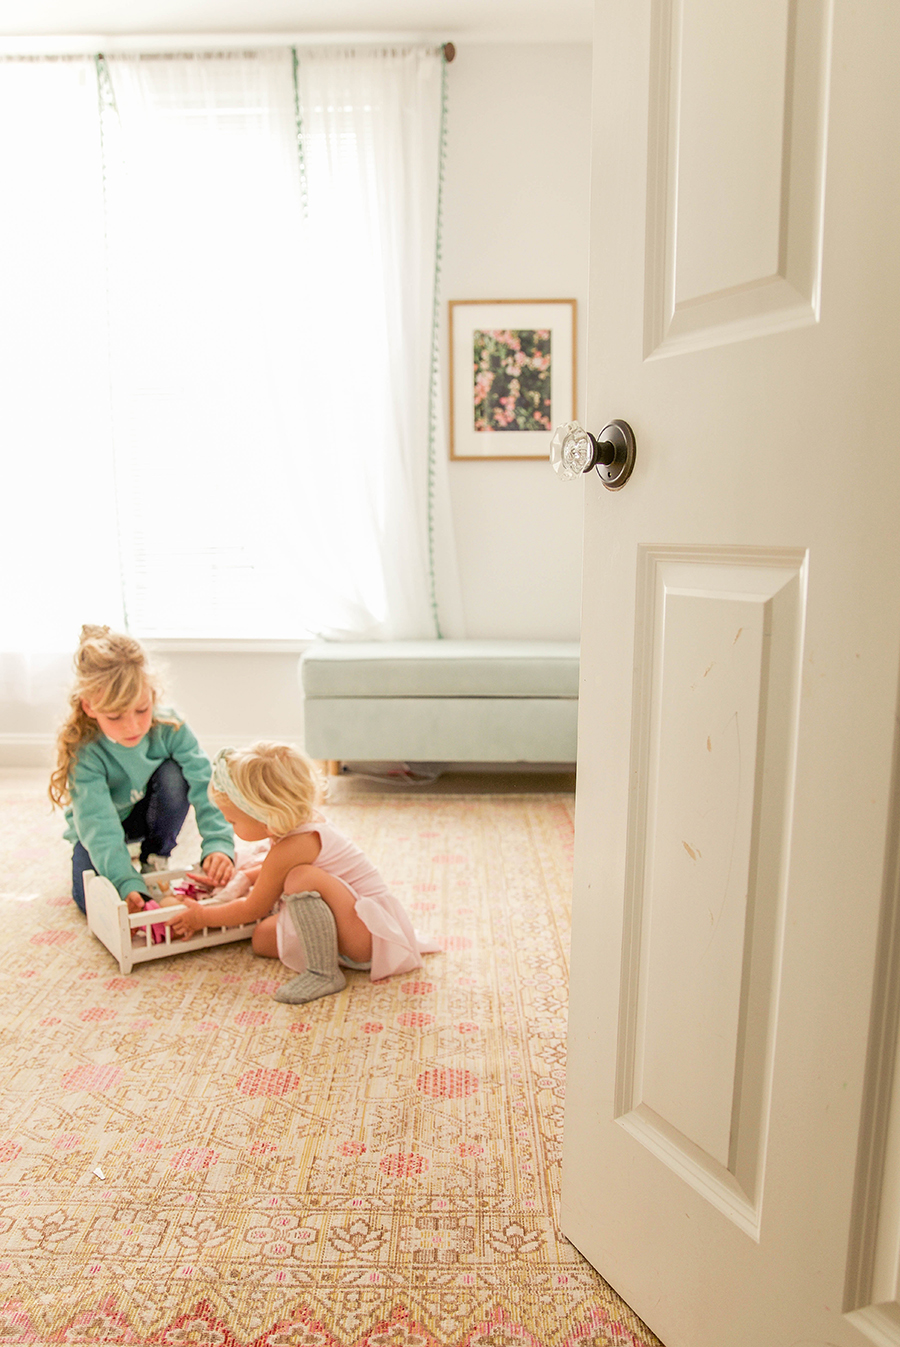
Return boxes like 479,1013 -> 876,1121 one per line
49,626 -> 234,913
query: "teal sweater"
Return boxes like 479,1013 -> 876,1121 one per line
63,716 -> 234,901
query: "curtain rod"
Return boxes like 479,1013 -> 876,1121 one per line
0,33 -> 457,58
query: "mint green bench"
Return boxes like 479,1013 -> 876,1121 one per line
299,640 -> 579,768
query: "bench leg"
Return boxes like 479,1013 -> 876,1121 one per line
315,759 -> 342,777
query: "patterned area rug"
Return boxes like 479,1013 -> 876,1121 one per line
0,770 -> 660,1347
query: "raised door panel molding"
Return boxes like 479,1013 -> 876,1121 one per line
615,546 -> 807,1237
644,0 -> 832,358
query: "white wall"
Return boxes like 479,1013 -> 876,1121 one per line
0,40 -> 592,764
442,42 -> 591,639
0,648 -> 309,767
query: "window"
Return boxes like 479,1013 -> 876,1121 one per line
0,47 -> 447,649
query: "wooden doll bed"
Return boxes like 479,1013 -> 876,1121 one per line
84,867 -> 258,976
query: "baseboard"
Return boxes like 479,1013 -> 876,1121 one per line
437,761 -> 575,773
0,732 -> 314,771
0,736 -> 569,774
192,734 -> 312,759
0,735 -> 55,768
339,760 -> 576,774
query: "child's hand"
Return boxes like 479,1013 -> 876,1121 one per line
170,896 -> 204,939
125,891 -> 146,913
184,871 -> 214,889
202,852 -> 234,886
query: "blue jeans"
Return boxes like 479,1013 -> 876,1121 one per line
71,758 -> 190,913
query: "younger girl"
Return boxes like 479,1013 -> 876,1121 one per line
49,625 -> 235,913
170,740 -> 439,1003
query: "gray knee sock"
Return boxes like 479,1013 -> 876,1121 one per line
273,891 -> 347,1004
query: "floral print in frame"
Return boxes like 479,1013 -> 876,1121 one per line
449,299 -> 576,459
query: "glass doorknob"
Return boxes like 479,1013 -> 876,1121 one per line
550,419 -> 637,490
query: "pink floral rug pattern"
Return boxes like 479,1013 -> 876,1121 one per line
0,772 -> 660,1347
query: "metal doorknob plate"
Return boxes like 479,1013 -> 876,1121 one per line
549,419 -> 637,490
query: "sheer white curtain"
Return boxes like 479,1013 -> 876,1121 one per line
102,46 -> 450,641
0,58 -> 124,656
0,58 -> 122,713
294,46 -> 456,639
99,50 -> 318,640
0,46 -> 456,664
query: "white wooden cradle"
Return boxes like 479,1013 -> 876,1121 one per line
84,867 -> 258,976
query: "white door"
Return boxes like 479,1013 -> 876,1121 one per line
561,4 -> 900,1347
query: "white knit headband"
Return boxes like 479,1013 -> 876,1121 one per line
211,749 -> 271,825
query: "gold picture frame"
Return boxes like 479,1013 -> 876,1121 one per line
448,298 -> 577,460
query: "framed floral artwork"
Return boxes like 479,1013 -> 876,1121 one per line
448,298 -> 576,460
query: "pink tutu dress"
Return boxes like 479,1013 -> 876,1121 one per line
275,817 -> 440,981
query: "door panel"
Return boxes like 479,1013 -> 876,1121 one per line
561,2 -> 900,1345
616,547 -> 805,1237
645,0 -> 830,356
